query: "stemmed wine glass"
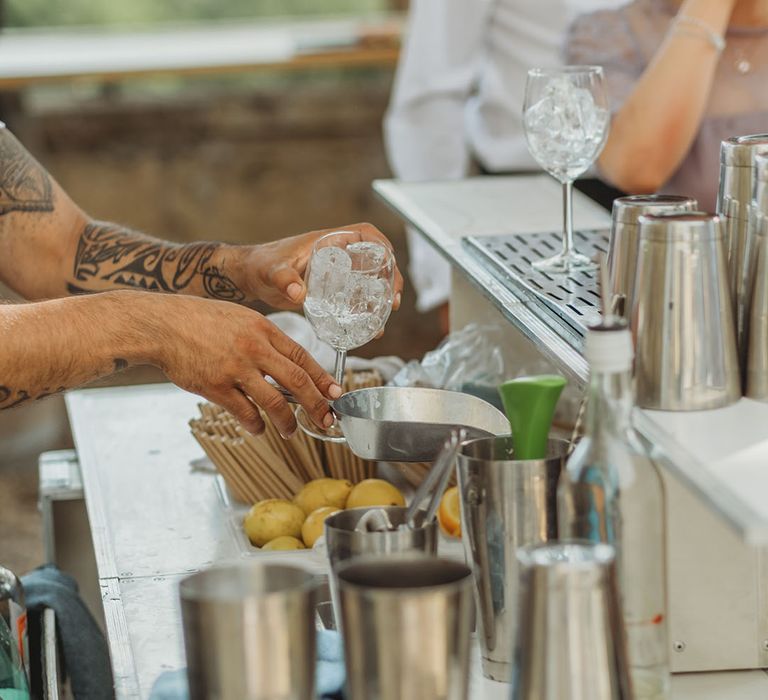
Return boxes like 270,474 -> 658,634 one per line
523,66 -> 610,273
303,231 -> 395,385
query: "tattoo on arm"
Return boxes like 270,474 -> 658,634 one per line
0,130 -> 54,216
69,222 -> 245,302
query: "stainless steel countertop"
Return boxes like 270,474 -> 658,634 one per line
66,381 -> 768,698
374,175 -> 768,545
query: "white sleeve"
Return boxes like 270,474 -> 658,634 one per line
384,0 -> 495,181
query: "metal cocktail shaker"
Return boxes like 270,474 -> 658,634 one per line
455,437 -> 567,682
511,543 -> 632,700
324,506 -> 438,626
608,194 -> 697,317
180,562 -> 317,700
337,556 -> 474,700
746,153 -> 768,400
632,212 -> 740,410
717,134 -> 768,368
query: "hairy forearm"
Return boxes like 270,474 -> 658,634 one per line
599,0 -> 734,192
0,291 -> 158,409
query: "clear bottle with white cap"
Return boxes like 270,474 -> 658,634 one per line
557,320 -> 670,700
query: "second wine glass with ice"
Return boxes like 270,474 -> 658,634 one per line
523,65 -> 610,273
303,231 -> 395,386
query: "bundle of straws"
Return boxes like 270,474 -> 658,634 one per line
189,370 -> 381,504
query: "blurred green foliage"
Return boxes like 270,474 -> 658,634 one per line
5,0 -> 389,28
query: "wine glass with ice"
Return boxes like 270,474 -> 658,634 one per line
523,66 -> 610,273
303,231 -> 395,386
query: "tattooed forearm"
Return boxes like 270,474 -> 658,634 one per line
0,385 -> 65,410
70,222 -> 245,302
0,128 -> 54,216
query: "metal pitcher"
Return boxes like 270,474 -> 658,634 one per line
717,134 -> 768,369
180,562 -> 317,700
632,212 -> 740,410
511,543 -> 632,700
337,556 -> 474,700
746,153 -> 768,400
608,194 -> 697,317
455,436 -> 568,682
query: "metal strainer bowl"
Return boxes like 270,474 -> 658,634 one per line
298,386 -> 509,462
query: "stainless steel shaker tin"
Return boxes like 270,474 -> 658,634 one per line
746,153 -> 768,400
754,150 -> 768,222
337,555 -> 474,700
511,543 -> 633,700
719,134 -> 768,168
608,195 -> 696,318
637,211 -> 723,241
180,562 -> 318,700
632,212 -> 740,411
717,135 -> 768,372
324,506 -> 438,627
456,436 -> 568,682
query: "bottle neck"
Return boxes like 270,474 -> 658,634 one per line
585,367 -> 634,438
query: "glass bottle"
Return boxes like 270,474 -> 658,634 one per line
0,566 -> 27,683
0,614 -> 29,698
557,321 -> 670,699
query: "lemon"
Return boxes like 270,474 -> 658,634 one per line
262,536 -> 306,551
244,499 -> 306,547
301,506 -> 341,548
437,486 -> 462,538
345,479 -> 405,509
294,478 -> 353,515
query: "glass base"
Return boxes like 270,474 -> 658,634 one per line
533,249 -> 596,274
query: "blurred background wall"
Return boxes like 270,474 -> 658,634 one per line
0,0 -> 439,573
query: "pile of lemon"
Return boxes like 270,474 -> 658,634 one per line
244,477 -> 406,550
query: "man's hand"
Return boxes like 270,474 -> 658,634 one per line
231,222 -> 404,310
0,292 -> 341,438
155,295 -> 341,436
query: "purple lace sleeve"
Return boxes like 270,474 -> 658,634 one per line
563,8 -> 647,112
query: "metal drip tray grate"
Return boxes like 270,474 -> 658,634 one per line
464,229 -> 611,336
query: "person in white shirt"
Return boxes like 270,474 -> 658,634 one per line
384,0 -> 624,321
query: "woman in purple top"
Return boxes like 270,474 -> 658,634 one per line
566,0 -> 768,209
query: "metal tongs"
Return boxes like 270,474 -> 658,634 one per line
355,427 -> 467,533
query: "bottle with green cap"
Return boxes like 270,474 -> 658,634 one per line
557,320 -> 670,700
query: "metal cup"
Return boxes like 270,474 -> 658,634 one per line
608,194 -> 697,317
179,562 -> 317,700
717,134 -> 768,368
455,436 -> 568,682
324,506 -> 438,627
746,153 -> 768,400
632,212 -> 740,410
511,543 -> 632,700
337,555 -> 474,700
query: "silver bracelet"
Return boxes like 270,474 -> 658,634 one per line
674,14 -> 726,53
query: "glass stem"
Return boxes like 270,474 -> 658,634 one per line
562,179 -> 575,257
333,349 -> 348,385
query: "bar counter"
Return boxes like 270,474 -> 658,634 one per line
66,384 -> 768,698
64,175 -> 768,697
